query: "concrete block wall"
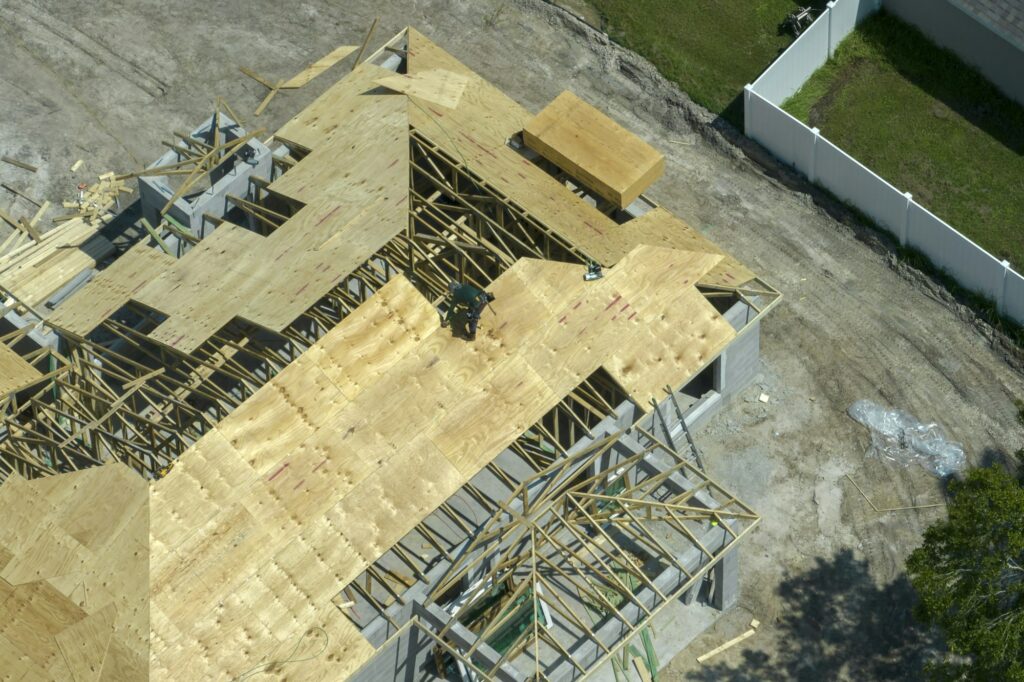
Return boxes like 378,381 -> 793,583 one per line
138,113 -> 271,235
719,302 -> 762,401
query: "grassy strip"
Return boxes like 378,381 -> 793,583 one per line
783,11 -> 1024,269
585,0 -> 799,127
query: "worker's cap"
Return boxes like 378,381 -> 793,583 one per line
486,292 -> 496,302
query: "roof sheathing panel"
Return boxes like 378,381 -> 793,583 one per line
404,29 -> 756,286
149,245 -> 734,679
0,345 -> 41,396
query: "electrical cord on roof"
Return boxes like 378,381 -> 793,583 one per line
232,626 -> 329,681
408,97 -> 469,170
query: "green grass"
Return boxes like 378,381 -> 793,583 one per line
583,0 -> 803,127
783,11 -> 1024,268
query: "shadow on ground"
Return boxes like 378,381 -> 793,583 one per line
850,12 -> 1024,156
686,549 -> 938,681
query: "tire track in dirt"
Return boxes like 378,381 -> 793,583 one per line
0,1 -> 168,99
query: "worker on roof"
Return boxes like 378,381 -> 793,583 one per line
442,281 -> 495,341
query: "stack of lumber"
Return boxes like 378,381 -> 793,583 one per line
0,173 -> 128,310
0,217 -> 114,310
56,173 -> 132,228
523,90 -> 664,209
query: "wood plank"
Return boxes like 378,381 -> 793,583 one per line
1,156 -> 38,173
696,626 -> 758,663
0,464 -> 148,680
376,68 -> 469,108
116,77 -> 409,352
0,580 -> 86,670
619,207 -> 756,287
150,242 -> 737,679
0,523 -> 88,585
605,286 -> 735,406
280,44 -> 358,89
0,220 -> 115,309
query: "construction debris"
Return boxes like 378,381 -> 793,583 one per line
844,474 -> 945,513
697,618 -> 761,663
54,174 -> 131,227
1,155 -> 37,173
848,399 -> 966,476
70,158 -> 85,172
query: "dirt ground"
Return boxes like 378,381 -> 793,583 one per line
2,0 -> 1023,679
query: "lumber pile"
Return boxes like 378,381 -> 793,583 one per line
56,172 -> 132,228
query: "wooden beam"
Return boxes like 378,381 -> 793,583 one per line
351,17 -> 379,70
279,44 -> 358,89
1,156 -> 37,173
140,218 -> 174,256
253,86 -> 281,117
696,620 -> 760,664
238,66 -> 275,90
0,183 -> 41,208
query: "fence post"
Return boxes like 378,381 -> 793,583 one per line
808,128 -> 820,183
900,192 -> 912,246
827,1 -> 837,58
743,84 -> 753,135
998,260 -> 1010,315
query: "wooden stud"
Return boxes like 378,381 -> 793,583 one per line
1,156 -> 37,173
351,17 -> 379,71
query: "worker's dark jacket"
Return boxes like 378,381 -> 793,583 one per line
445,284 -> 487,326
452,284 -> 484,307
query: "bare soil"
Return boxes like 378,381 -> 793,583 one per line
2,1 -> 1023,679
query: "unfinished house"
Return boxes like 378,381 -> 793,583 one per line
0,27 -> 779,681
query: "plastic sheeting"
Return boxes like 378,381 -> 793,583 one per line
848,400 -> 966,477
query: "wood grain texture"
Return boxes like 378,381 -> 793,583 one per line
54,603 -> 116,682
280,44 -> 358,89
0,344 -> 42,396
0,30 -> 763,681
0,465 -> 147,681
0,215 -> 116,309
376,68 -> 469,108
524,90 -> 664,208
48,241 -> 174,338
149,243 -> 732,679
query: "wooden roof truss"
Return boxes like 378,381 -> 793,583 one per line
0,119 -> 775,484
332,369 -> 632,633
352,429 -> 758,680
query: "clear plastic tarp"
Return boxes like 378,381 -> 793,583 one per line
848,400 -> 966,477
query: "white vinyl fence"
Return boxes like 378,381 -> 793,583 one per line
744,0 -> 1022,324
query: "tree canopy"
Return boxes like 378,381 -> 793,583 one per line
908,466 -> 1024,681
